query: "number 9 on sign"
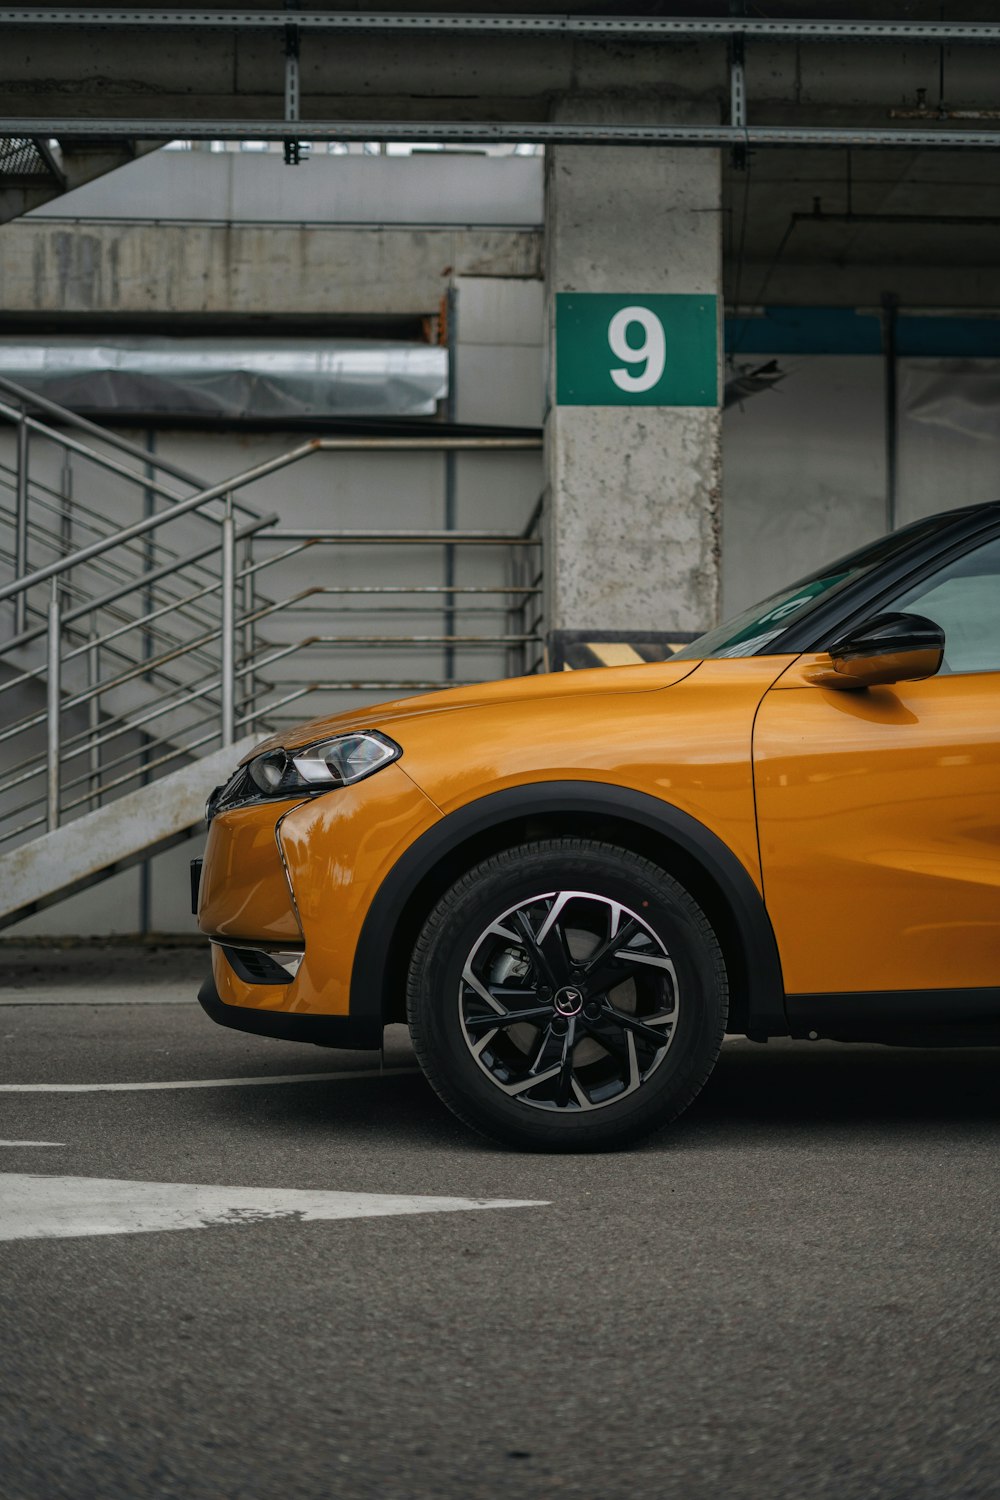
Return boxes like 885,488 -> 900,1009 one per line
608,306 -> 667,394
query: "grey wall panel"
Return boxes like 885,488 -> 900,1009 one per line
26,152 -> 544,228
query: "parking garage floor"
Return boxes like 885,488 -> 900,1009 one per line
1,943 -> 998,1500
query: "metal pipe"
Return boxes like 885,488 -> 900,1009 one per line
0,453 -> 230,610
309,634 -> 538,646
0,814 -> 47,849
46,587 -> 61,831
61,707 -> 223,794
2,12 -> 999,42
58,452 -> 73,614
11,640 -> 283,762
265,530 -> 542,543
283,603 -> 525,617
241,533 -> 256,738
316,437 -> 541,450
4,119 -> 999,149
0,375 -> 213,496
794,210 -> 1000,227
53,662 -> 232,764
0,401 -> 254,542
14,416 -> 28,633
60,730 -> 227,815
88,626 -> 100,811
0,512 -> 276,656
0,617 -> 226,741
221,499 -> 236,748
0,400 -> 189,507
0,439 -> 323,605
292,584 -> 542,595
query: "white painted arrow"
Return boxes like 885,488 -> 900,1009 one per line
0,1174 -> 548,1243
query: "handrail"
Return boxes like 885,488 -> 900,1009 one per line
2,513 -> 276,654
314,437 -> 541,451
0,440 -> 321,603
0,457 -> 256,607
0,397 -> 234,520
0,428 -> 546,852
0,374 -> 257,513
264,529 -> 542,543
0,437 -> 542,605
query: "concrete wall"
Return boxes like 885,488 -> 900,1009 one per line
0,254 -> 545,937
544,105 -> 722,636
722,355 -> 1000,616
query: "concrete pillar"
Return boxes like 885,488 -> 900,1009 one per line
544,106 -> 722,637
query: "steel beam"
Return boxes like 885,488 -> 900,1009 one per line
1,11 -> 999,43
2,119 -> 999,150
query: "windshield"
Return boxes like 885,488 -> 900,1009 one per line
672,511 -> 965,661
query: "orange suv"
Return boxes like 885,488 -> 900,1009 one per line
195,502 -> 1000,1150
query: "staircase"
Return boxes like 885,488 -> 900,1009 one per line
0,377 -> 543,930
0,135 -> 161,224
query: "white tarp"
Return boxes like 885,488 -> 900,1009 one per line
0,336 -> 449,420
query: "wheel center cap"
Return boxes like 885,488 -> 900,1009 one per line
553,986 -> 583,1017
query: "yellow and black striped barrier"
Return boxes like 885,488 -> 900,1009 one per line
547,630 -> 700,672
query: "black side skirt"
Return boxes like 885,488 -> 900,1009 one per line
197,975 -> 383,1051
787,987 -> 1000,1045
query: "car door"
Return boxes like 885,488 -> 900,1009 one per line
753,528 -> 1000,1019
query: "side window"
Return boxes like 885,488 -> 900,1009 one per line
888,533 -> 1000,675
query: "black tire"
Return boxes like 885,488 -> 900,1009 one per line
406,838 -> 728,1152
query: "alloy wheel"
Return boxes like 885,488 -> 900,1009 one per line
458,889 -> 680,1112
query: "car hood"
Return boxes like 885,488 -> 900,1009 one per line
242,659 -> 702,760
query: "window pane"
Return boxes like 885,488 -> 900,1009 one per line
890,534 -> 1000,674
673,509 -> 965,661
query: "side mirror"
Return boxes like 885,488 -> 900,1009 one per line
807,611 -> 945,691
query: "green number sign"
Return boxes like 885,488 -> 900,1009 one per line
555,293 -> 718,407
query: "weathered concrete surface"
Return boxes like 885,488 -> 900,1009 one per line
3,21 -> 996,123
0,736 -> 256,929
2,222 -> 540,317
547,406 -> 721,633
544,102 -> 722,635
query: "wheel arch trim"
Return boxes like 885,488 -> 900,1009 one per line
349,780 -> 788,1037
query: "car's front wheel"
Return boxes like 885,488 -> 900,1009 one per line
406,839 -> 728,1151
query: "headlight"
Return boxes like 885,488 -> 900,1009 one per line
292,731 -> 401,787
207,731 -> 401,820
250,731 -> 401,795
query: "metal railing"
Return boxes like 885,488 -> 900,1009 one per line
0,402 -> 544,855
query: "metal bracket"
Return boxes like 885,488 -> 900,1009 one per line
283,2 -> 306,165
729,35 -> 748,169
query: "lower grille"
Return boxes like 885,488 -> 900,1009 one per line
220,945 -> 302,985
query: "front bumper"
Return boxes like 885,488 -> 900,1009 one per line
197,973 -> 382,1050
196,760 -> 442,1022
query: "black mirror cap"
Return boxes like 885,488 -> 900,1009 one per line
826,611 -> 945,662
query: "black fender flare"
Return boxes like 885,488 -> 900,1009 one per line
349,781 -> 788,1037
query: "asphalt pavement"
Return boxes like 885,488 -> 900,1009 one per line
1,943 -> 998,1500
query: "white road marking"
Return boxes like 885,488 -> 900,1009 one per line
0,1140 -> 65,1148
0,1174 -> 548,1242
0,1067 -> 420,1093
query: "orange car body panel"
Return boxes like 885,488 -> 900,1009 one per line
754,659 -> 1000,994
198,799 -> 303,943
275,764 -> 442,1015
199,658 -> 789,1017
199,638 -> 1000,1025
